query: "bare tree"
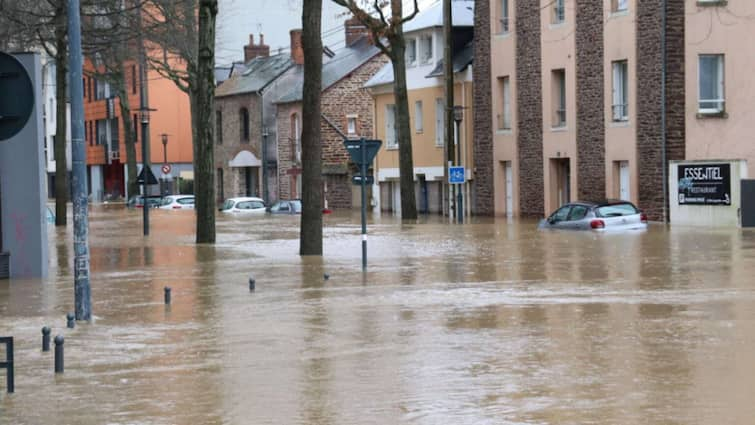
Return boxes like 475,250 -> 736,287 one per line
300,0 -> 324,255
330,0 -> 419,220
141,0 -> 218,243
195,0 -> 218,243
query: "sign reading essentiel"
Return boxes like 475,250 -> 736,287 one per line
677,163 -> 731,205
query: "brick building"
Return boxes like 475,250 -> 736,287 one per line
214,33 -> 301,204
487,0 -> 752,221
274,20 -> 386,209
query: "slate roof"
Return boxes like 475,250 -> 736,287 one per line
215,54 -> 294,98
403,0 -> 474,33
274,37 -> 381,104
425,40 -> 474,77
364,40 -> 473,88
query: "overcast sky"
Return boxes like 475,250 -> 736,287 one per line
216,0 -> 441,65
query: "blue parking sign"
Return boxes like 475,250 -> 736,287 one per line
449,166 -> 465,184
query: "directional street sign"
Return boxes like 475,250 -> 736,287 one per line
344,139 -> 381,166
449,166 -> 465,184
352,175 -> 374,186
136,167 -> 159,185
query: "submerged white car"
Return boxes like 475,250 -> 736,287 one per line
220,197 -> 266,214
539,200 -> 648,231
158,195 -> 195,210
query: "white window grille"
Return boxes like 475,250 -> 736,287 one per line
698,54 -> 725,113
385,105 -> 397,148
612,60 -> 629,121
435,98 -> 444,146
415,101 -> 424,133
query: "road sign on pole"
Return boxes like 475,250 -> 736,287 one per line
449,166 -> 465,184
161,164 -> 172,175
136,167 -> 159,185
343,138 -> 382,271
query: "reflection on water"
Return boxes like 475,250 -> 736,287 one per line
2,207 -> 755,424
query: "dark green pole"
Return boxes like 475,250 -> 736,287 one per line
361,138 -> 367,271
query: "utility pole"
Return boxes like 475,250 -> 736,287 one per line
262,127 -> 269,204
443,0 -> 455,220
137,4 -> 151,236
67,0 -> 92,320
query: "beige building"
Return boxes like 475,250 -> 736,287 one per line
488,0 -> 753,220
685,1 -> 755,167
366,1 -> 475,215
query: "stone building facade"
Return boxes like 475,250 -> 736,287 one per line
489,0 -> 690,220
275,32 -> 387,210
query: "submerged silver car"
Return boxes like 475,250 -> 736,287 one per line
539,200 -> 648,231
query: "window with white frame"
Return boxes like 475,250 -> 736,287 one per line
415,101 -> 424,133
347,114 -> 358,136
406,39 -> 417,66
420,35 -> 433,64
498,76 -> 512,130
612,60 -> 629,121
385,104 -> 397,148
552,69 -> 566,127
435,98 -> 444,146
698,54 -> 725,113
553,0 -> 565,24
611,0 -> 628,13
499,0 -> 510,33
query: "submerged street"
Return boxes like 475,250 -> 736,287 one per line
2,207 -> 755,424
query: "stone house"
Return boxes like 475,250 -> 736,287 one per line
214,32 -> 303,204
274,20 -> 388,209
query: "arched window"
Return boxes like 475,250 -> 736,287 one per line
291,113 -> 301,162
240,107 -> 250,142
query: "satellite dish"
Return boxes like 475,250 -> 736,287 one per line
0,52 -> 35,141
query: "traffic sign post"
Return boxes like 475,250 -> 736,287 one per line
449,166 -> 465,184
343,138 -> 381,271
161,164 -> 172,175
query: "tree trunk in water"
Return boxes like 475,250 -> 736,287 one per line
299,0 -> 323,256
389,34 -> 418,220
194,0 -> 217,244
113,63 -> 138,199
54,10 -> 69,226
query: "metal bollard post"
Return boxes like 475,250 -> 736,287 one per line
0,337 -> 13,393
54,335 -> 64,373
66,313 -> 75,329
164,286 -> 171,305
42,327 -> 51,352
248,278 -> 255,292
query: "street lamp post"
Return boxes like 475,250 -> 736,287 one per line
161,133 -> 168,164
453,106 -> 464,223
139,107 -> 152,236
160,133 -> 170,195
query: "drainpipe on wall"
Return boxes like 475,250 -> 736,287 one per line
258,90 -> 269,204
660,0 -> 668,223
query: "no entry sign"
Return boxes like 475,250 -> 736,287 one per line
161,164 -> 172,175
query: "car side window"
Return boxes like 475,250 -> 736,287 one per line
250,201 -> 264,209
279,203 -> 290,212
567,205 -> 588,221
237,201 -> 251,209
177,198 -> 194,205
551,206 -> 571,222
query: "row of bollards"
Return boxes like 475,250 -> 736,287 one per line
32,288 -> 175,380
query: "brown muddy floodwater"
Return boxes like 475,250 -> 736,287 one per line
2,205 -> 755,424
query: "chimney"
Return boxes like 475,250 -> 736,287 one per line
244,33 -> 270,62
345,17 -> 369,46
290,29 -> 304,65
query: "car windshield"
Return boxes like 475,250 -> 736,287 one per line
221,199 -> 235,211
596,203 -> 638,217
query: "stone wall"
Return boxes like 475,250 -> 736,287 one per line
575,0 -> 606,201
516,0 -> 544,216
215,93 -> 263,200
636,0 -> 685,220
473,0 -> 494,216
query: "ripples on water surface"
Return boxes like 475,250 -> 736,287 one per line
2,206 -> 755,424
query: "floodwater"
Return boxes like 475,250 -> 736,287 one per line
2,206 -> 755,425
